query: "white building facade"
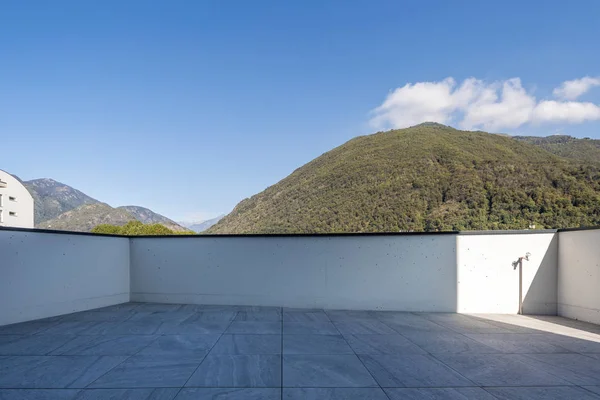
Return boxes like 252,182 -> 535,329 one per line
0,170 -> 34,228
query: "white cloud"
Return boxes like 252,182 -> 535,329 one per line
370,76 -> 600,131
553,76 -> 600,100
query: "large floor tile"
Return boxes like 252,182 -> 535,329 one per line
59,311 -> 135,323
518,353 -> 600,385
235,311 -> 281,322
0,356 -> 126,388
210,334 -> 281,355
102,321 -> 163,335
486,386 -> 600,400
418,313 -> 517,333
40,322 -> 114,335
89,356 -> 200,388
360,354 -> 474,388
181,311 -> 238,323
127,311 -> 195,323
50,335 -> 158,356
175,388 -> 280,399
547,335 -> 600,353
0,335 -> 75,355
345,334 -> 425,355
583,386 -> 600,395
283,388 -> 388,399
283,335 -> 353,355
283,354 -> 377,387
283,312 -> 330,323
402,332 -> 498,354
325,310 -> 378,321
385,387 -> 497,399
137,335 -> 219,357
74,388 -> 180,399
186,355 -> 281,388
155,321 -> 230,335
333,321 -> 396,335
465,333 -> 572,353
284,322 -> 338,335
0,320 -> 59,335
92,303 -> 142,312
434,353 -> 571,386
0,389 -> 79,399
226,321 -> 281,334
133,304 -> 184,313
376,313 -> 449,334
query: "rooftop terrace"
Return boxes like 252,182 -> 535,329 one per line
1,226 -> 600,399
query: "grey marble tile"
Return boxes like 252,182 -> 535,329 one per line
465,333 -> 572,353
175,388 -> 280,399
0,320 -> 59,335
376,314 -> 450,334
89,355 -> 200,388
0,389 -> 79,399
402,332 -> 498,354
74,388 -> 180,400
210,335 -> 281,355
40,322 -> 114,336
102,321 -> 163,335
583,386 -> 600,396
547,335 -> 600,353
50,335 -> 158,356
182,311 -> 238,323
360,354 -> 474,388
0,335 -> 75,355
283,354 -> 377,387
186,355 -> 281,388
325,310 -> 379,321
0,356 -> 126,388
226,322 -> 281,334
59,311 -> 135,323
486,386 -> 600,400
283,322 -> 338,335
235,311 -> 281,322
385,387 -> 497,399
434,353 -> 571,386
518,353 -> 600,385
127,311 -> 195,323
134,304 -> 184,313
283,312 -> 330,323
418,313 -> 517,333
283,335 -> 353,355
92,303 -> 142,312
345,334 -> 426,355
284,388 -> 389,399
138,335 -> 219,358
333,321 -> 397,335
156,321 -> 230,335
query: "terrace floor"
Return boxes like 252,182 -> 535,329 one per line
1,304 -> 600,399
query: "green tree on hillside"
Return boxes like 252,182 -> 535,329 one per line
91,221 -> 194,235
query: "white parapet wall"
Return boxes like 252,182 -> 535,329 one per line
456,232 -> 558,314
0,230 -> 130,326
130,234 -> 458,311
558,229 -> 600,324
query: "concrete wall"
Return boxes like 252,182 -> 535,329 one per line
0,230 -> 130,326
130,235 -> 458,311
558,229 -> 600,324
457,232 -> 558,314
0,170 -> 34,229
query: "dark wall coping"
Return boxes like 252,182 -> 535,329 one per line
1,225 -> 597,238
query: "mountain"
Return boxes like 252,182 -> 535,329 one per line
514,135 -> 600,162
180,215 -> 225,232
208,123 -> 600,234
38,203 -> 136,232
23,178 -> 99,223
118,206 -> 188,232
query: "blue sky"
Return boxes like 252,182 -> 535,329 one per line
2,1 -> 599,222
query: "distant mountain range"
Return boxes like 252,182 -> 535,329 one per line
12,177 -> 188,232
178,215 -> 225,233
208,123 -> 600,234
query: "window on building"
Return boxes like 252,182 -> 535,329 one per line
9,196 -> 16,202
9,211 -> 17,217
0,194 -> 3,207
0,209 -> 3,223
